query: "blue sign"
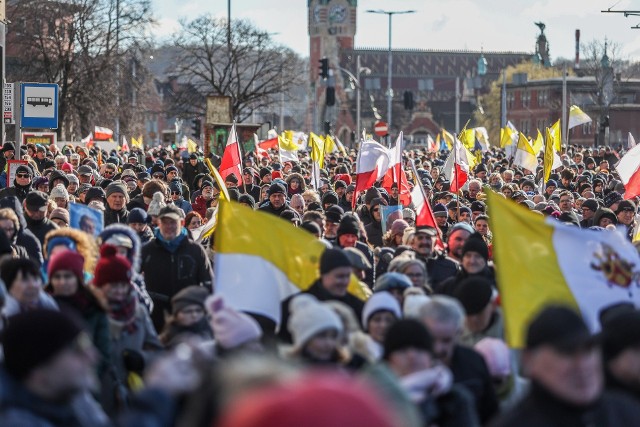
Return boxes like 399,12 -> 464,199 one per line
20,83 -> 59,129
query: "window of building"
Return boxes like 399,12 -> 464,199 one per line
582,122 -> 593,135
365,78 -> 381,90
507,92 -> 514,109
521,119 -> 530,136
537,90 -> 548,107
522,90 -> 530,108
537,119 -> 546,132
418,79 -> 434,91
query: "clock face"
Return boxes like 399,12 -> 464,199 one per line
329,5 -> 347,23
313,5 -> 323,23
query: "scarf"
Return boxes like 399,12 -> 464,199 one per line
154,227 -> 187,254
54,287 -> 100,317
108,291 -> 138,334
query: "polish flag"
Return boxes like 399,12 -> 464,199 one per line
427,134 -> 437,152
94,126 -> 113,141
443,137 -> 470,193
220,123 -> 243,182
121,136 -> 130,152
353,140 -> 391,208
410,183 -> 444,249
616,142 -> 640,200
253,134 -> 270,159
382,132 -> 412,206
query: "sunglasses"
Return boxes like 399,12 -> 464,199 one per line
16,173 -> 31,178
171,191 -> 181,195
371,208 -> 380,213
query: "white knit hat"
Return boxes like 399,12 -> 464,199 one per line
288,294 -> 343,350
50,184 -> 69,200
362,291 -> 401,329
147,191 -> 166,217
403,294 -> 431,319
207,295 -> 262,350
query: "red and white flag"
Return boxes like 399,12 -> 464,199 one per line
382,132 -> 412,206
616,142 -> 640,200
121,136 -> 130,152
410,183 -> 444,250
220,123 -> 243,182
81,132 -> 94,148
427,134 -> 437,152
94,126 -> 113,141
443,137 -> 470,193
353,139 -> 391,208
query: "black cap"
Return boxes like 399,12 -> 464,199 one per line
453,277 -> 493,315
320,248 -> 351,274
616,200 -> 636,214
24,191 -> 48,211
601,309 -> 640,361
267,182 -> 286,196
526,306 -> 595,353
470,201 -> 486,213
1,142 -> 15,153
383,319 -> 433,360
325,205 -> 344,224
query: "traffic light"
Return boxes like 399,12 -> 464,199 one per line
403,91 -> 414,110
192,118 -> 201,139
324,121 -> 332,135
326,86 -> 335,106
319,58 -> 329,80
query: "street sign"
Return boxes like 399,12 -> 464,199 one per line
20,83 -> 59,129
3,83 -> 13,124
374,121 -> 389,136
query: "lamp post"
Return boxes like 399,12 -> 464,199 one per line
337,58 -> 370,147
367,9 -> 415,143
455,51 -> 489,133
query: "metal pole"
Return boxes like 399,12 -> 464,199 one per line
279,76 -> 284,132
0,21 -> 5,144
387,12 -> 393,145
500,69 -> 507,128
562,63 -> 567,148
227,0 -> 231,49
356,55 -> 361,146
455,76 -> 460,133
115,0 -> 120,146
14,83 -> 20,155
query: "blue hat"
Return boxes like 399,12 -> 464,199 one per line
546,180 -> 558,188
433,203 -> 448,217
127,208 -> 149,224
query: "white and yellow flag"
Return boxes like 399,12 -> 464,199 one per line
489,190 -> 640,348
568,105 -> 592,130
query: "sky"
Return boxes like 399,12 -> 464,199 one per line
151,0 -> 640,61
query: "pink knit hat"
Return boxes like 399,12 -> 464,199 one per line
207,295 -> 262,350
474,337 -> 511,378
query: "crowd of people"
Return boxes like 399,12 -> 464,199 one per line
0,138 -> 639,426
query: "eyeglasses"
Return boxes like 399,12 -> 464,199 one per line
171,191 -> 181,195
104,170 -> 115,175
371,208 -> 380,213
16,173 -> 31,178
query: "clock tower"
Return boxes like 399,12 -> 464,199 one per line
308,0 -> 357,136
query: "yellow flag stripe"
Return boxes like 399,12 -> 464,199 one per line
487,190 -> 579,348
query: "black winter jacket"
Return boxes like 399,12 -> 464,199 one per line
141,236 -> 213,330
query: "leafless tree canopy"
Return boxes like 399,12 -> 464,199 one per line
8,0 -> 154,139
170,16 -> 306,122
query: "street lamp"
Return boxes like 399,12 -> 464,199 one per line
337,56 -> 371,147
367,9 -> 416,143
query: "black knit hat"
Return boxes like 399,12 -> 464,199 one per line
225,173 -> 239,184
601,310 -> 640,361
325,205 -> 344,224
322,191 -> 339,206
268,182 -> 286,196
239,194 -> 256,209
526,305 -> 594,352
85,186 -> 106,203
320,248 -> 352,274
383,319 -> 433,360
337,215 -> 360,237
453,277 -> 493,315
2,310 -> 83,380
461,233 -> 489,262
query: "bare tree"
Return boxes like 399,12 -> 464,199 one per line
170,16 -> 305,122
7,0 -> 154,139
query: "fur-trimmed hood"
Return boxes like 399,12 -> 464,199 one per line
43,228 -> 99,274
98,223 -> 142,273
